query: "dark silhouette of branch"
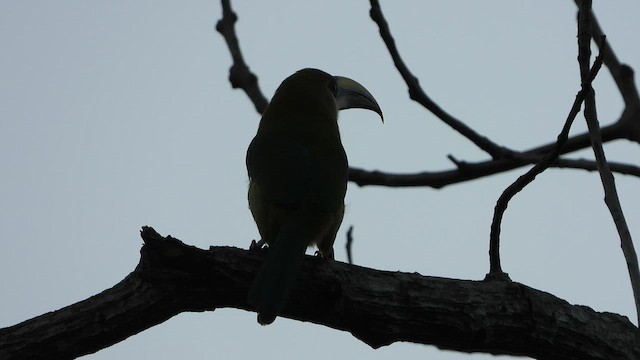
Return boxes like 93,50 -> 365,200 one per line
368,0 -> 514,160
546,158 -> 640,176
354,0 -> 640,188
2,227 -> 639,360
487,35 -> 606,279
215,0 -> 268,114
575,0 -> 640,111
345,225 -> 354,265
216,0 -> 640,189
349,142 -> 639,188
577,0 -> 640,324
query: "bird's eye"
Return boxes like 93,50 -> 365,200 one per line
328,81 -> 338,96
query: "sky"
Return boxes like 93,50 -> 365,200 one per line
1,1 -> 639,359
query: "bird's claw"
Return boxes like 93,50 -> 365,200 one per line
313,249 -> 334,261
250,238 -> 267,251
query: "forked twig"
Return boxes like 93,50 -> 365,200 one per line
486,41 -> 606,279
577,0 -> 640,324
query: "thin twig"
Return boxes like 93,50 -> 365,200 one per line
577,0 -> 640,324
574,0 -> 640,108
486,41 -> 606,279
553,158 -> 640,175
368,0 -> 516,160
346,225 -> 354,265
215,0 -> 268,114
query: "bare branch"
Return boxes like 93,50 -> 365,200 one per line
368,0 -> 515,159
355,1 -> 640,189
577,0 -> 640,324
487,35 -> 606,278
215,0 -> 268,114
349,149 -> 639,188
575,0 -> 640,109
553,158 -> 640,176
345,225 -> 354,265
582,6 -> 640,145
216,1 -> 640,189
2,228 -> 639,359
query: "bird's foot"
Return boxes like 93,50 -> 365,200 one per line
250,238 -> 267,251
313,249 -> 334,261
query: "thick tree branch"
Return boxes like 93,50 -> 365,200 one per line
1,227 -> 639,359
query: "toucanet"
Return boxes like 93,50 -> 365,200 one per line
246,68 -> 383,324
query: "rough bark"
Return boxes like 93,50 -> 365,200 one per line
0,227 -> 638,359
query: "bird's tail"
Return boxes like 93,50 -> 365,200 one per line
248,219 -> 312,325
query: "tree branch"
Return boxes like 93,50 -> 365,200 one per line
1,227 -> 639,359
349,140 -> 639,188
345,225 -> 354,265
574,0 -> 640,109
487,34 -> 606,278
215,0 -> 268,114
216,0 -> 640,189
351,0 -> 640,188
578,0 -> 640,324
368,0 -> 514,160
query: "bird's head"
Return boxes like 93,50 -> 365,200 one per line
266,68 -> 383,125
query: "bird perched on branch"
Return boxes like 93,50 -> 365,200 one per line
246,68 -> 383,325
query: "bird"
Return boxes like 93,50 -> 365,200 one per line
246,68 -> 383,325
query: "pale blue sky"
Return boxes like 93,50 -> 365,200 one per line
1,2 -> 639,359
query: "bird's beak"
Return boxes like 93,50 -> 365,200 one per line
334,76 -> 384,122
